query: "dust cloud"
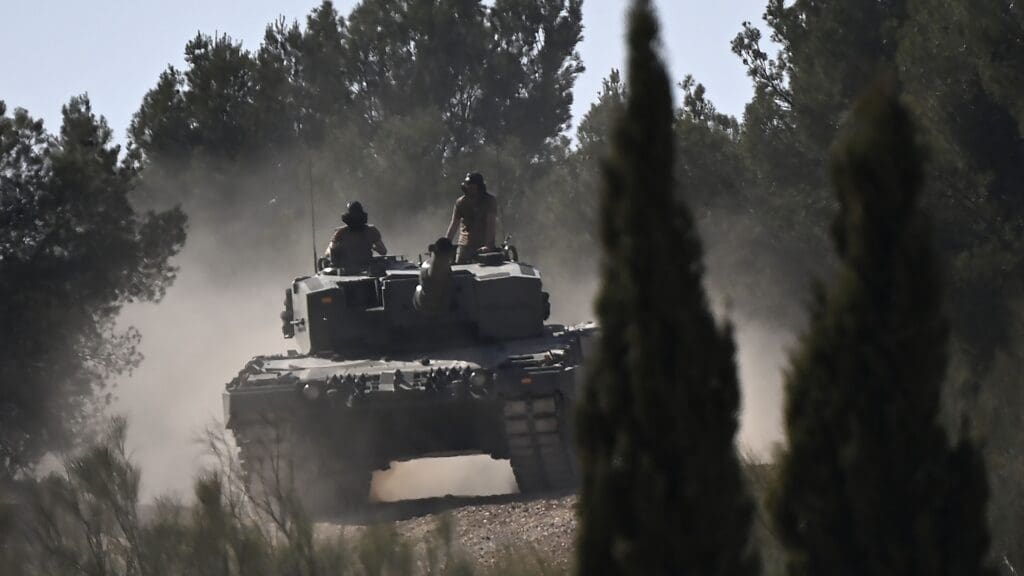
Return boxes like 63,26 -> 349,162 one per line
731,319 -> 790,456
113,232 -> 289,501
540,253 -> 792,458
371,456 -> 518,501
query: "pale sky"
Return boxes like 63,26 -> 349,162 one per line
1,0 -> 770,142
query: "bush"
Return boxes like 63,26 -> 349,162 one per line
4,418 -> 563,576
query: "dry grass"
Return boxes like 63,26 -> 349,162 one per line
2,418 -> 564,576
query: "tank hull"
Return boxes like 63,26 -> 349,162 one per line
223,324 -> 596,516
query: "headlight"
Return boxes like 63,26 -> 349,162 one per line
302,383 -> 321,400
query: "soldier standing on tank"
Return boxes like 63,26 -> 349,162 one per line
445,172 -> 498,264
326,201 -> 387,269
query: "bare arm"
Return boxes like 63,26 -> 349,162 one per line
483,199 -> 497,249
324,229 -> 340,257
372,228 -> 387,255
445,202 -> 460,242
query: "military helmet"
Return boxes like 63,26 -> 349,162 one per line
342,201 -> 369,226
461,172 -> 487,194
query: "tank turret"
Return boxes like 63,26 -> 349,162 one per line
282,240 -> 550,356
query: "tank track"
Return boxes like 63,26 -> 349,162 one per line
503,394 -> 578,493
232,423 -> 371,518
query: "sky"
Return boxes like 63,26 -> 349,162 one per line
1,0 -> 770,143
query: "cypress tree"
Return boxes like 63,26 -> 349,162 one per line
575,1 -> 757,574
772,80 -> 993,576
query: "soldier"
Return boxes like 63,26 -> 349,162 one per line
414,237 -> 456,313
444,172 -> 498,264
326,201 -> 387,269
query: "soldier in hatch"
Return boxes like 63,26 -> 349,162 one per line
445,172 -> 498,264
326,201 -> 387,270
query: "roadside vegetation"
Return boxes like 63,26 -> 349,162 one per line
0,418 -> 564,576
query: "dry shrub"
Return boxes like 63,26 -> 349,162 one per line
4,418 -> 560,576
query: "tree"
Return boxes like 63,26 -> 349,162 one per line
0,98 -> 186,481
574,2 -> 757,574
126,0 -> 588,279
522,69 -> 623,261
129,34 -> 263,211
968,1 -> 1024,134
483,0 -> 584,154
293,1 -> 352,142
771,81 -> 992,576
727,0 -> 910,326
899,3 -> 1024,564
735,0 -> 1024,360
342,0 -> 490,154
895,0 -> 1024,366
735,2 -> 1024,561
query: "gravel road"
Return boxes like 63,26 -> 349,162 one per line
321,493 -> 578,569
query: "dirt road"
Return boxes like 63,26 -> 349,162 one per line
323,493 -> 578,569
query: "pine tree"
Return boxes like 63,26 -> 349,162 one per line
734,0 -> 1024,366
574,1 -> 757,574
772,80 -> 993,576
0,98 -> 186,479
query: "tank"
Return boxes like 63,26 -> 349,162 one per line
223,239 -> 596,515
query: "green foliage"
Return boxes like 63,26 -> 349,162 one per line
895,0 -> 1024,367
0,99 -> 186,481
672,76 -> 803,322
733,0 -> 1024,361
731,1 -> 1024,564
772,82 -> 992,576
129,0 -> 582,188
574,2 -> 757,574
123,0 -> 586,285
529,70 -> 623,261
483,0 -> 584,152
